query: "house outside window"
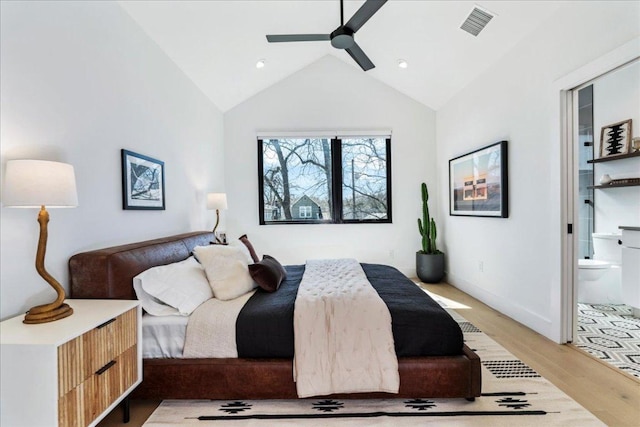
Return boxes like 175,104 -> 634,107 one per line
258,135 -> 391,225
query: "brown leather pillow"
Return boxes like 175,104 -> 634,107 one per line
239,234 -> 260,263
248,255 -> 287,292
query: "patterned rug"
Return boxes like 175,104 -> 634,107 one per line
575,303 -> 640,378
144,310 -> 604,426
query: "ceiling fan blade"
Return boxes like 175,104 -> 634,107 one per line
345,42 -> 375,71
344,0 -> 387,33
266,34 -> 331,43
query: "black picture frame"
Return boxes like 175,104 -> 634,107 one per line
599,119 -> 632,158
449,141 -> 508,218
121,149 -> 165,210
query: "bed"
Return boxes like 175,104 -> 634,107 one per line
69,231 -> 481,400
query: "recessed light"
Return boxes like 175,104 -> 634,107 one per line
256,59 -> 266,69
397,59 -> 408,69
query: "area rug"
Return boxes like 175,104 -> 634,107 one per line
144,309 -> 604,426
575,302 -> 640,378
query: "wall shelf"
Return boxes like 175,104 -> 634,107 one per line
587,151 -> 640,163
589,182 -> 640,189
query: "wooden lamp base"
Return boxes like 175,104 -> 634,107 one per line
212,208 -> 223,244
23,206 -> 74,324
24,302 -> 73,324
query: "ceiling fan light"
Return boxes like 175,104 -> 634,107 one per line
256,59 -> 266,69
398,59 -> 408,69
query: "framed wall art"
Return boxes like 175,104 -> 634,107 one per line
449,141 -> 508,218
121,149 -> 165,210
599,119 -> 632,158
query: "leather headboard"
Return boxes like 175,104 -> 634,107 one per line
69,231 -> 215,300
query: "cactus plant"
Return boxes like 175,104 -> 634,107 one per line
416,182 -> 444,282
417,182 -> 442,254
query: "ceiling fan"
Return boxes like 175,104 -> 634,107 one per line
266,0 -> 387,71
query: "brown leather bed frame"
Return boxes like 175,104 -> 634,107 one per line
69,231 -> 481,400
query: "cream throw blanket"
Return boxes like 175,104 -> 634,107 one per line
183,290 -> 256,358
293,259 -> 399,398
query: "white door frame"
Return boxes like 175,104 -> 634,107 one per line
553,37 -> 640,343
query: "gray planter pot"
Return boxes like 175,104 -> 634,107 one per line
416,251 -> 445,283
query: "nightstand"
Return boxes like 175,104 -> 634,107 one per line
1,299 -> 142,427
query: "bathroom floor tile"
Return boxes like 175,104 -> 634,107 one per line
576,303 -> 640,378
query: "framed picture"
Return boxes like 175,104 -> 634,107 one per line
599,119 -> 632,158
121,149 -> 165,210
449,141 -> 508,218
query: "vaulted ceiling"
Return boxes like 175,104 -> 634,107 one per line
119,1 -> 563,112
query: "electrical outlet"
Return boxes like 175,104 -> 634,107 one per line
389,249 -> 395,259
478,261 -> 484,272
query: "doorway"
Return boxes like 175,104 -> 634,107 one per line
566,59 -> 640,379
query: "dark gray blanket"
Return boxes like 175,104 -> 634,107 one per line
236,263 -> 463,358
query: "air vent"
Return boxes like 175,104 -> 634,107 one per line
460,6 -> 494,36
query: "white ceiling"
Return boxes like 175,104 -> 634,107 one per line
119,0 -> 564,112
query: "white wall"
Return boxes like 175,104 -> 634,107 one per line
0,1 -> 224,319
592,61 -> 640,234
436,1 -> 640,341
224,55 -> 436,275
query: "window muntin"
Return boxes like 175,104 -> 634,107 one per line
258,137 -> 391,224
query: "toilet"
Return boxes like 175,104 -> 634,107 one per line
577,233 -> 623,304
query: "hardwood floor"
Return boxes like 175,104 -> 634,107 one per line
98,283 -> 639,427
422,283 -> 640,427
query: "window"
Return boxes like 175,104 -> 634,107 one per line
299,206 -> 312,218
258,136 -> 391,224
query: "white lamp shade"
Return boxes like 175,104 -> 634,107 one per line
2,160 -> 78,208
206,192 -> 227,210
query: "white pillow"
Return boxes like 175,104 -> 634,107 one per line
193,245 -> 257,301
133,277 -> 180,316
133,257 -> 213,316
230,240 -> 254,264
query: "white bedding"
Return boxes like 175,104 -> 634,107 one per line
183,290 -> 256,358
142,291 -> 254,359
293,258 -> 399,398
142,314 -> 188,358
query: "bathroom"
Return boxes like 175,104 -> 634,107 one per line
575,59 -> 640,378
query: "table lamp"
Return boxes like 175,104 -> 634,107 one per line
206,192 -> 227,243
2,160 -> 78,324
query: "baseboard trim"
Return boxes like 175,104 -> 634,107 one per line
446,272 -> 553,340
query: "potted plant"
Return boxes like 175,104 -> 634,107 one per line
416,182 -> 445,283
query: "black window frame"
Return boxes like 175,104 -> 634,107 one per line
258,137 -> 392,225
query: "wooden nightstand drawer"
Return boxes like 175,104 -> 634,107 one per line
58,345 -> 138,427
92,345 -> 138,419
58,307 -> 137,397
